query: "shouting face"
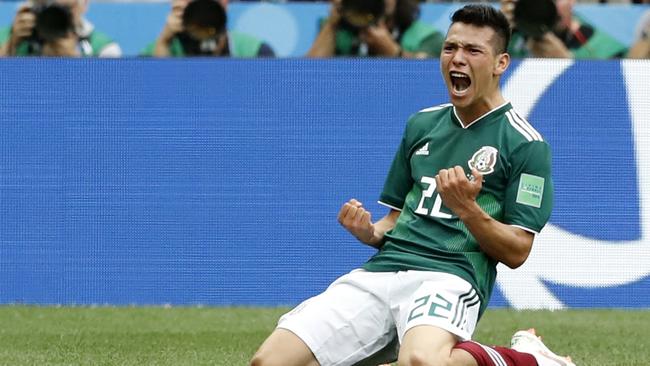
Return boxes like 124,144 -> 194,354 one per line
440,22 -> 509,120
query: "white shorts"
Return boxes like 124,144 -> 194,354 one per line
277,269 -> 481,366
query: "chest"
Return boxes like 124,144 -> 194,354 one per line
408,127 -> 509,193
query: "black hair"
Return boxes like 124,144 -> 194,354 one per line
340,0 -> 420,35
393,0 -> 420,34
341,0 -> 385,19
450,4 -> 511,54
182,0 -> 227,33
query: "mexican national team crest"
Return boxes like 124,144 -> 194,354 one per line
468,146 -> 498,175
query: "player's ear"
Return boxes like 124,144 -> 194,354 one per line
494,52 -> 510,76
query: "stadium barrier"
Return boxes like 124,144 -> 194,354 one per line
0,58 -> 649,309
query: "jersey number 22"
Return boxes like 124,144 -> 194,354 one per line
415,176 -> 452,219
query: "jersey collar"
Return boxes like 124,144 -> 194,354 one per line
452,102 -> 511,129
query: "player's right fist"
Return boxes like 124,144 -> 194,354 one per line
337,199 -> 374,243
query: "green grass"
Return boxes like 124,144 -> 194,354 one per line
0,307 -> 647,365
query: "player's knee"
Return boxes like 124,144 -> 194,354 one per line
399,349 -> 458,366
250,346 -> 303,366
398,350 -> 444,366
249,352 -> 262,366
249,350 -> 277,366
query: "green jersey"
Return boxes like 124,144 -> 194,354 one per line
141,31 -> 271,57
326,19 -> 444,57
0,19 -> 120,57
508,17 -> 627,59
363,102 -> 554,315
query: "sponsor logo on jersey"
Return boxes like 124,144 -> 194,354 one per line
516,173 -> 544,208
468,146 -> 497,175
497,59 -> 650,310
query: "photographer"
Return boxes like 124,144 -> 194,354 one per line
501,0 -> 627,59
307,0 -> 443,58
143,0 -> 274,57
0,0 -> 121,57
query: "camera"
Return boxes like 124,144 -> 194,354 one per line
339,0 -> 385,33
32,3 -> 75,42
514,0 -> 558,39
178,0 -> 227,55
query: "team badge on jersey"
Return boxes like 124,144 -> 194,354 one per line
468,146 -> 498,175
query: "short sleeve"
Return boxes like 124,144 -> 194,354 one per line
379,125 -> 414,210
503,141 -> 554,233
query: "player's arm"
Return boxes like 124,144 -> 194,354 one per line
337,199 -> 400,249
460,206 -> 533,269
436,166 -> 534,269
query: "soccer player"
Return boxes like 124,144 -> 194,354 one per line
251,4 -> 574,366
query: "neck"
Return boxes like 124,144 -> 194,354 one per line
455,93 -> 506,127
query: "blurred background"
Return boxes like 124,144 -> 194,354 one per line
1,1 -> 649,312
0,1 -> 647,57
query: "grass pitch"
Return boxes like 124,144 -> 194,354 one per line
0,306 -> 647,365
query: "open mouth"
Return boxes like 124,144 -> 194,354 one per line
450,71 -> 471,93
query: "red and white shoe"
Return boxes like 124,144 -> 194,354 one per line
510,329 -> 576,366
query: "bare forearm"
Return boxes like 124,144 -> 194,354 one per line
435,167 -> 534,268
628,39 -> 650,59
458,203 -> 533,268
0,37 -> 19,56
307,23 -> 336,58
362,210 -> 399,248
153,40 -> 171,57
0,42 -> 9,56
152,25 -> 178,57
152,34 -> 174,57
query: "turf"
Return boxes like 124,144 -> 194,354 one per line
0,307 -> 647,365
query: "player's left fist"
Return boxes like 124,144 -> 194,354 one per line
435,166 -> 483,211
